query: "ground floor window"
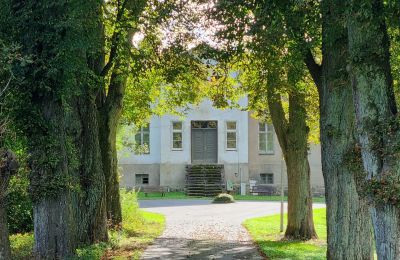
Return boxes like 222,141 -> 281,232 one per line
259,123 -> 274,154
136,174 -> 149,185
226,121 -> 237,150
260,173 -> 274,184
135,124 -> 150,154
172,121 -> 183,150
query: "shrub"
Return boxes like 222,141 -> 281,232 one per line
213,193 -> 235,203
7,169 -> 33,234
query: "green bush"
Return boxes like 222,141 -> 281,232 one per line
213,193 -> 235,203
7,169 -> 33,234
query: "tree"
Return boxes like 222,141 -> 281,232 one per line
346,0 -> 400,258
209,0 -> 374,253
4,1 -> 108,257
303,1 -> 374,257
210,0 -> 318,240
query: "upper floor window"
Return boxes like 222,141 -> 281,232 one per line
135,125 -> 150,154
259,123 -> 274,154
172,121 -> 183,150
260,173 -> 274,184
226,121 -> 237,150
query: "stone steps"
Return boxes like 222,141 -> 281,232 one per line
185,164 -> 224,197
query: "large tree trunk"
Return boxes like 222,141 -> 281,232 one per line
347,0 -> 400,258
75,93 -> 108,243
284,94 -> 317,240
303,0 -> 374,258
267,85 -> 317,240
0,150 -> 18,260
31,102 -> 77,259
99,62 -> 127,226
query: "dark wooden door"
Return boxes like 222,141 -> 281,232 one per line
191,127 -> 218,164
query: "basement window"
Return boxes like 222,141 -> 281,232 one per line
136,174 -> 149,185
260,173 -> 274,184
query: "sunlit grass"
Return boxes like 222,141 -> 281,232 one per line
243,208 -> 327,259
137,191 -> 326,203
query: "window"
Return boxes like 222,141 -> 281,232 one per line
172,121 -> 183,150
135,125 -> 150,154
135,174 -> 149,185
259,123 -> 274,154
260,173 -> 274,184
226,121 -> 237,150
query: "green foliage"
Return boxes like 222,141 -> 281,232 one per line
10,233 -> 34,260
244,208 -> 327,259
212,193 -> 235,203
7,170 -> 33,234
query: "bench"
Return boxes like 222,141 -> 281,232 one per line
249,185 -> 277,196
139,186 -> 167,197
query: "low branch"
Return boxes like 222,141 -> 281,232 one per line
304,49 -> 322,92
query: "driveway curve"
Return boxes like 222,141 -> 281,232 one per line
140,199 -> 325,260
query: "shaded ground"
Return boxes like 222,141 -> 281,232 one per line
140,199 -> 325,259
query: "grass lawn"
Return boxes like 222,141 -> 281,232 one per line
138,191 -> 326,203
10,190 -> 165,259
243,208 -> 327,260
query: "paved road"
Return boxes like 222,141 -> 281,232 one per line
140,199 -> 325,260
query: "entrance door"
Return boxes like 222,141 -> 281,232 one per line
191,121 -> 218,164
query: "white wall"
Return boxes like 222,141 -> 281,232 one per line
120,98 -> 249,165
118,116 -> 161,165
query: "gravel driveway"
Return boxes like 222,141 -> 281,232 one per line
139,199 -> 325,260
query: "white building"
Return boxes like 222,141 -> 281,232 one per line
118,98 -> 325,194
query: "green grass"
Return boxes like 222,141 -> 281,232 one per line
243,208 -> 327,260
138,191 -> 326,203
10,190 -> 165,259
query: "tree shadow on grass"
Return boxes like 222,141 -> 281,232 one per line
141,237 -> 265,260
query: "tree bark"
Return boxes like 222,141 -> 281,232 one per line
0,150 -> 18,260
267,85 -> 317,240
302,0 -> 374,258
98,61 -> 127,226
75,93 -> 108,243
347,0 -> 400,258
31,102 -> 77,259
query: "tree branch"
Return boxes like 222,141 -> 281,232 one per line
304,49 -> 322,92
100,0 -> 129,77
267,84 -> 289,153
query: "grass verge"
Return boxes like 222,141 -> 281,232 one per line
10,190 -> 165,259
243,208 -> 327,260
137,191 -> 325,203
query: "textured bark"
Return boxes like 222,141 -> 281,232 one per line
347,0 -> 400,258
98,61 -> 127,226
32,102 -> 76,259
0,150 -> 18,260
302,0 -> 374,258
76,93 -> 108,243
33,195 -> 75,259
267,86 -> 317,240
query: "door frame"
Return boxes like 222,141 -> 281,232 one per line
190,120 -> 218,164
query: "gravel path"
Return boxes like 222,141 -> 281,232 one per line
139,200 -> 325,260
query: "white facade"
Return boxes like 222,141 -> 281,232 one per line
118,98 -> 325,194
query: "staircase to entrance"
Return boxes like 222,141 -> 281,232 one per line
185,164 -> 224,196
